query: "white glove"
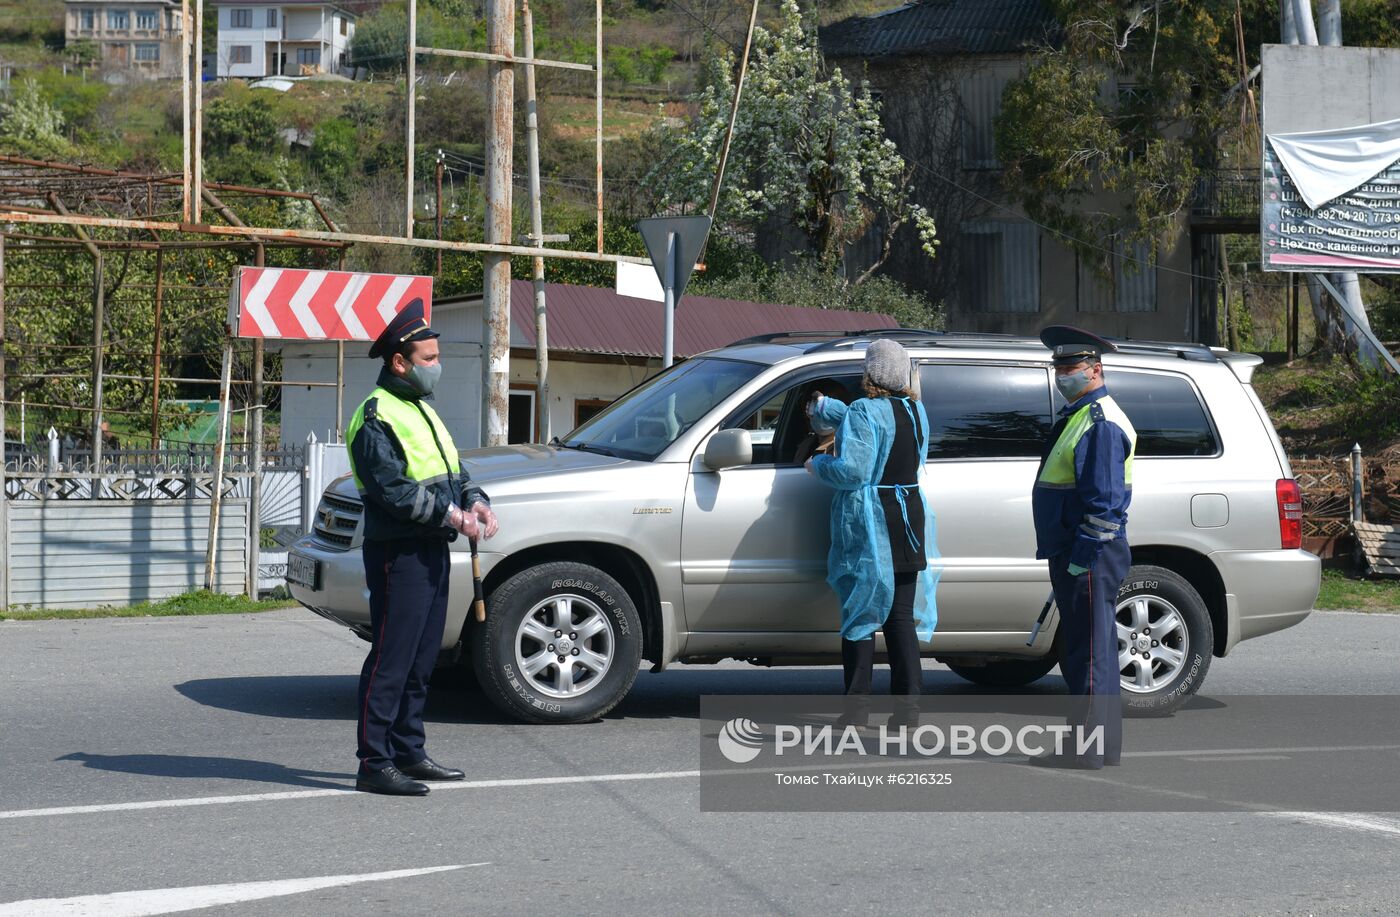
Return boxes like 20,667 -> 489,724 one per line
444,503 -> 481,539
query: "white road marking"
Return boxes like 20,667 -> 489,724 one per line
0,769 -> 704,821
1264,811 -> 1400,838
0,864 -> 483,917
4,743 -> 1398,823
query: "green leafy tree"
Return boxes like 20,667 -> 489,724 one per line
204,96 -> 279,154
994,2 -> 1252,267
696,260 -> 944,331
349,1 -> 480,73
648,0 -> 937,282
349,3 -> 409,72
308,118 -> 357,195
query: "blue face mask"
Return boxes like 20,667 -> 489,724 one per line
1055,369 -> 1092,402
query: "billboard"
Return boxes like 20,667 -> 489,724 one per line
1261,44 -> 1400,273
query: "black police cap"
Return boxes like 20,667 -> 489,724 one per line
1039,324 -> 1116,366
368,298 -> 439,360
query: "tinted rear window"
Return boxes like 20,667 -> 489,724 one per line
1102,371 -> 1218,457
919,364 -> 1054,459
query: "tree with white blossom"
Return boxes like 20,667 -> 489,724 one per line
648,0 -> 937,283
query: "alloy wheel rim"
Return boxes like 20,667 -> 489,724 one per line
514,594 -> 614,699
1116,595 -> 1189,694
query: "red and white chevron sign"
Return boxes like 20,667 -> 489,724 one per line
228,267 -> 434,341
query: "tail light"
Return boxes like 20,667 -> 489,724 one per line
1276,479 -> 1303,550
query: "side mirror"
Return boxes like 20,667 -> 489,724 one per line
703,429 -> 753,471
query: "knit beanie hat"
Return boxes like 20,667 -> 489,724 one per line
864,339 -> 911,393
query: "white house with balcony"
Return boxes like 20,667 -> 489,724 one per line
212,0 -> 355,79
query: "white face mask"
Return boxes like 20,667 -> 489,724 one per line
1055,369 -> 1092,402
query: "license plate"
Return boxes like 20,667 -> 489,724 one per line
287,552 -> 321,590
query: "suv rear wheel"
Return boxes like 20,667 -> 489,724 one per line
1117,565 -> 1212,716
472,561 -> 642,724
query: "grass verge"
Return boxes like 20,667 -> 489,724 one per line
1316,569 -> 1400,613
0,590 -> 294,621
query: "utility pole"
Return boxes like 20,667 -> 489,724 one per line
405,0 -> 417,239
523,1 -> 550,444
435,150 -> 444,276
151,247 -> 165,447
91,251 -> 105,471
0,234 -> 7,611
482,0 -> 514,447
193,0 -> 203,224
247,243 -> 265,598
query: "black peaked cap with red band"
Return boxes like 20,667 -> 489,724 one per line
368,298 -> 439,360
1039,324 -> 1116,367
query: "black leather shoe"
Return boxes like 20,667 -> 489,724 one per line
835,699 -> 872,731
397,757 -> 465,781
356,765 -> 430,796
886,700 -> 921,733
1026,750 -> 1105,770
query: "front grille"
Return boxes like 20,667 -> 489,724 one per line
323,492 -> 362,514
312,493 -> 362,551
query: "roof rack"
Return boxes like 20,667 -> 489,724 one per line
1103,338 -> 1218,362
730,329 -> 1220,362
727,327 -> 939,347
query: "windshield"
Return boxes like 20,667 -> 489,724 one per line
561,358 -> 764,461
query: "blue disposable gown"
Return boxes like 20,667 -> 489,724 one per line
809,396 -> 940,642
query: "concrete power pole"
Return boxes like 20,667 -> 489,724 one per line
481,0 -> 514,446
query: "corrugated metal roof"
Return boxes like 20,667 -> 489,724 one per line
448,281 -> 901,360
820,0 -> 1057,60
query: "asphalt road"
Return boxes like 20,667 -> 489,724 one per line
2,608 -> 1399,916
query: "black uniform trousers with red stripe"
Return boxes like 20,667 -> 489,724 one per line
1048,537 -> 1130,764
358,537 -> 450,773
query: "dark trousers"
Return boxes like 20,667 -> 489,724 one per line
358,537 -> 450,772
1048,538 -> 1131,762
842,571 -> 922,696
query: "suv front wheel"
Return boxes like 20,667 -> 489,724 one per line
472,561 -> 643,724
1117,564 -> 1212,716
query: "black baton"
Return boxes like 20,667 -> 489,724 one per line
1026,589 -> 1055,647
462,485 -> 486,622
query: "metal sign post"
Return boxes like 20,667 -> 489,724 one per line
637,215 -> 712,368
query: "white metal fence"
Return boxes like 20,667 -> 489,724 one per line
0,436 -> 351,609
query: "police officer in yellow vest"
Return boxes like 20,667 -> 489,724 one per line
347,299 -> 499,796
1030,326 -> 1137,770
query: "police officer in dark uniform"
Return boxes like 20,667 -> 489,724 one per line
1030,326 -> 1137,770
348,299 -> 499,796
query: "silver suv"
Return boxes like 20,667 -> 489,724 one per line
287,331 -> 1320,723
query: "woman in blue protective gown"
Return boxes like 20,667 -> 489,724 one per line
805,339 -> 939,698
